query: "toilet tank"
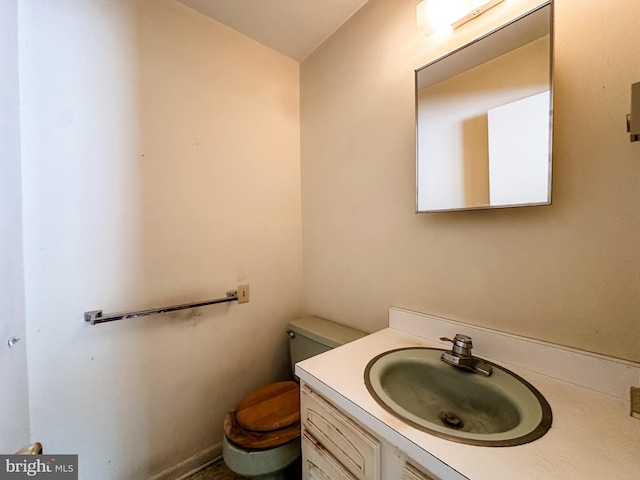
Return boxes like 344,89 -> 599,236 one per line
288,316 -> 366,375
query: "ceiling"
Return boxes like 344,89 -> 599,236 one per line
174,0 -> 371,62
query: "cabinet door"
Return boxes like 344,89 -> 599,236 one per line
301,386 -> 381,480
302,432 -> 357,480
404,462 -> 438,480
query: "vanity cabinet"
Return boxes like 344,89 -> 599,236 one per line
404,463 -> 437,480
301,384 -> 441,480
301,432 -> 357,479
301,385 -> 381,480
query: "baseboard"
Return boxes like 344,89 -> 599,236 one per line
148,442 -> 222,480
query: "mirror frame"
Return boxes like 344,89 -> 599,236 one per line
415,1 -> 554,213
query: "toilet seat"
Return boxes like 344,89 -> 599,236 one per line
224,381 -> 301,450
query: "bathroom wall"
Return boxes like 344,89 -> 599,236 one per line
0,0 -> 30,453
10,0 -> 639,476
19,0 -> 301,478
301,0 -> 640,362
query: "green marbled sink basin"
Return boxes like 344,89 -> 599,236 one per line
364,347 -> 552,446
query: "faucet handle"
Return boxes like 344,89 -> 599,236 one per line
440,334 -> 492,376
453,334 -> 472,348
440,334 -> 473,356
440,334 -> 472,347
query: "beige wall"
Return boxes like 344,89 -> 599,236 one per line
19,0 -> 300,477
301,0 -> 640,362
10,0 -> 640,475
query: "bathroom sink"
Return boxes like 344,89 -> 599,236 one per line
364,347 -> 552,446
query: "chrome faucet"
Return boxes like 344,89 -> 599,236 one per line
440,334 -> 493,376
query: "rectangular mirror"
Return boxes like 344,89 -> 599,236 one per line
416,2 -> 553,213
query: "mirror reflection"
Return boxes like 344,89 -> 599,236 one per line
416,3 -> 552,213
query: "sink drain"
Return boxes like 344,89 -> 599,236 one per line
440,412 -> 464,429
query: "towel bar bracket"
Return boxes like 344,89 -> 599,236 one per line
84,289 -> 240,325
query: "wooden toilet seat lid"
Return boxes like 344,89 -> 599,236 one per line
236,381 -> 300,432
224,410 -> 300,450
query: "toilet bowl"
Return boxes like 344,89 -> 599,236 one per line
222,435 -> 300,480
222,316 -> 366,479
223,381 -> 300,479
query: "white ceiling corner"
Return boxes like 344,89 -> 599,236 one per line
173,0 -> 371,62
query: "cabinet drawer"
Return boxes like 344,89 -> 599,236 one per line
301,386 -> 380,480
404,462 -> 437,480
302,432 -> 356,480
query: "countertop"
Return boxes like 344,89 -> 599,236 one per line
296,318 -> 640,480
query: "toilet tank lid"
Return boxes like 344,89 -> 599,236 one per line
288,316 -> 367,348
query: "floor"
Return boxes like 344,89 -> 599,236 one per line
186,458 -> 301,480
186,459 -> 248,480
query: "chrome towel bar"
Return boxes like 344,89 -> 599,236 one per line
85,289 -> 239,325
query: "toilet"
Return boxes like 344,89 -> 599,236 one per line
222,316 -> 366,479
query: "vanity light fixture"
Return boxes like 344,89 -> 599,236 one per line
416,0 -> 505,37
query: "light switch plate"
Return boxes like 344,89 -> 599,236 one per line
237,284 -> 250,304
